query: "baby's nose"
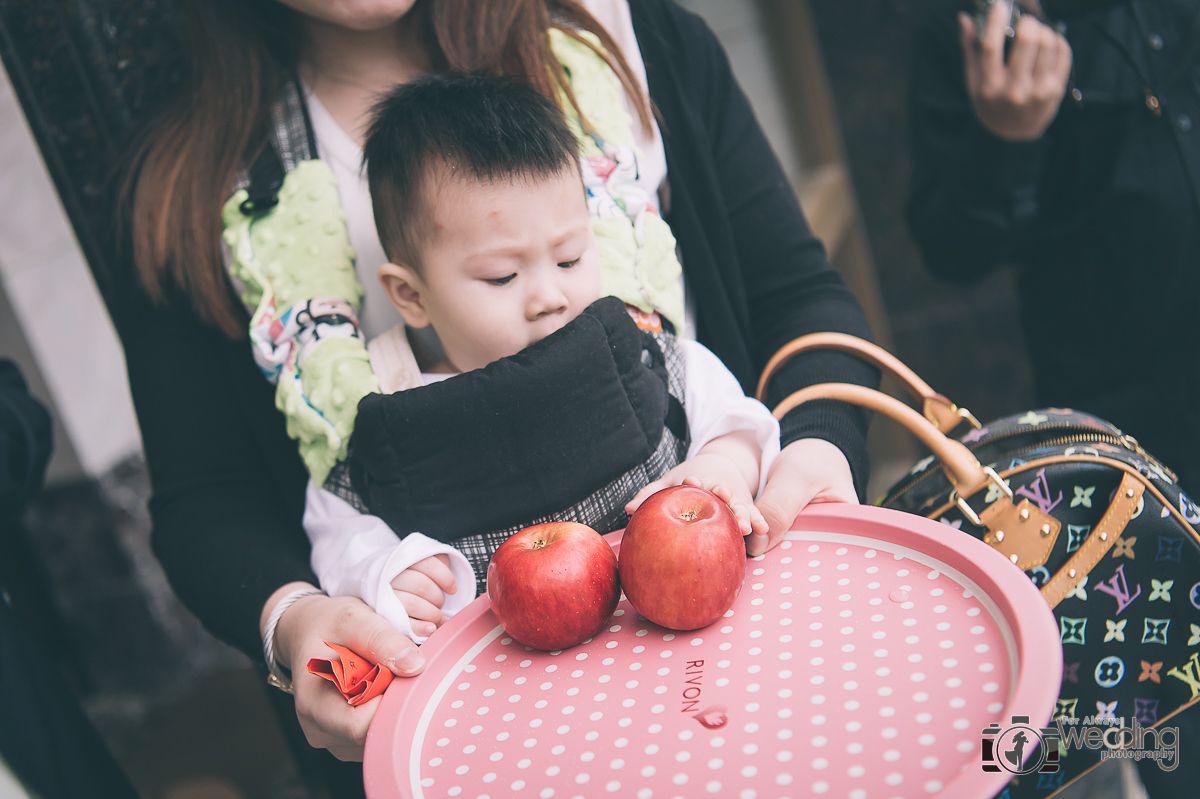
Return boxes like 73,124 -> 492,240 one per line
527,283 -> 569,319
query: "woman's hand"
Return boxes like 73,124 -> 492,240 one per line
750,438 -> 859,556
265,583 -> 426,761
959,2 -> 1072,142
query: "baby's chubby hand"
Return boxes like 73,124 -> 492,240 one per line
625,452 -> 769,539
391,554 -> 458,637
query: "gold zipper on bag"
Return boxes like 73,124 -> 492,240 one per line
881,429 -> 1175,508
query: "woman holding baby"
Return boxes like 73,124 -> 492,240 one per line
113,0 -> 879,789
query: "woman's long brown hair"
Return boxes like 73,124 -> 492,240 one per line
123,0 -> 651,338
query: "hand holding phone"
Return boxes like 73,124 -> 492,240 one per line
959,0 -> 1073,141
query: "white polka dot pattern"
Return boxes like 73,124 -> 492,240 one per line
367,510 -> 1055,799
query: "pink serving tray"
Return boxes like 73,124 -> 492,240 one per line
365,504 -> 1062,799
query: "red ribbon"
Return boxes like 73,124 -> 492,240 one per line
307,642 -> 394,706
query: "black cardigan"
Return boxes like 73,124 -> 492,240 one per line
111,0 -> 879,660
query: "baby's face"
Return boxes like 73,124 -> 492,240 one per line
410,166 -> 601,373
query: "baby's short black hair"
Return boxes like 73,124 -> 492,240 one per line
363,72 -> 581,269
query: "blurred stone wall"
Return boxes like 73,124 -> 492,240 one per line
0,0 -> 244,758
0,0 -> 184,296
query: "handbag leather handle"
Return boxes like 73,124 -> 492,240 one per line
775,382 -> 1072,573
771,382 -> 990,496
756,333 -> 980,432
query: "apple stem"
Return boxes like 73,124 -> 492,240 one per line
532,540 -> 547,549
680,509 -> 698,521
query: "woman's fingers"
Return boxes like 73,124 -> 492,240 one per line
959,2 -> 1072,141
752,439 -> 858,556
976,0 -> 1013,90
753,469 -> 816,555
1030,23 -> 1070,98
1049,32 -> 1074,92
292,666 -> 376,759
728,501 -> 756,536
272,593 -> 427,761
958,12 -> 981,91
323,595 -> 426,677
1029,23 -> 1056,84
1004,13 -> 1043,88
749,504 -> 770,537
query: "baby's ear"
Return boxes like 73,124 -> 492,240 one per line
378,262 -> 430,328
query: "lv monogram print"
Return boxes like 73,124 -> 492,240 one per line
1067,524 -> 1090,552
1169,653 -> 1200,700
1061,616 -> 1087,645
880,407 -> 1200,799
1135,697 -> 1159,724
1142,618 -> 1170,645
1104,619 -> 1126,642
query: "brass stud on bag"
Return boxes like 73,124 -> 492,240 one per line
1010,554 -> 1020,564
1100,532 -> 1108,541
1068,569 -> 1077,578
995,531 -> 1006,542
1040,524 -> 1052,536
1019,508 -> 1030,521
1126,488 -> 1136,498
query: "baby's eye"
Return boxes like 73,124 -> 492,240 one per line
557,258 -> 581,269
487,274 -> 517,286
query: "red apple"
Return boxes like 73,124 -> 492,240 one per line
487,521 -> 620,651
619,485 -> 746,630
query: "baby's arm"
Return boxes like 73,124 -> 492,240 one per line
625,339 -> 780,536
304,482 -> 477,644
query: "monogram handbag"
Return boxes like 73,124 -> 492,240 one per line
758,334 -> 1200,794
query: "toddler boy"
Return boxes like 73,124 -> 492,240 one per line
303,73 -> 780,642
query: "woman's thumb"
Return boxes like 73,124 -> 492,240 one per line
343,608 -> 426,677
752,479 -> 814,556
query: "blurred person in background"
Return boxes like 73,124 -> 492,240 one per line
0,359 -> 139,799
908,2 -> 1200,795
908,0 -> 1200,502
